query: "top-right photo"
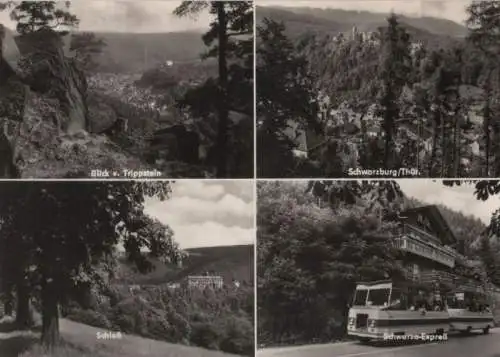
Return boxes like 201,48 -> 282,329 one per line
256,0 -> 499,179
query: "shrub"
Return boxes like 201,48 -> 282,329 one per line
66,309 -> 111,329
219,315 -> 254,356
190,321 -> 221,350
145,314 -> 171,341
65,284 -> 254,355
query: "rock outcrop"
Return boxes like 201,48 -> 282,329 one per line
1,25 -> 153,178
15,28 -> 88,133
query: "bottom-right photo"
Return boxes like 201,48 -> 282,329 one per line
257,180 -> 500,357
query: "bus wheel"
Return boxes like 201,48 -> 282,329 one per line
483,326 -> 490,335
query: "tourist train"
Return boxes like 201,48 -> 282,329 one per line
347,205 -> 498,341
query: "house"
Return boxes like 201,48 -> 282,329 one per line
392,205 -> 486,293
185,275 -> 224,290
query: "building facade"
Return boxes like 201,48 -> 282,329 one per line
392,205 -> 486,294
185,275 -> 224,290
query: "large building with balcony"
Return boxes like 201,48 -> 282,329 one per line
392,205 -> 486,293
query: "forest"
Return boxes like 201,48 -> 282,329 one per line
257,2 -> 500,178
257,180 -> 500,347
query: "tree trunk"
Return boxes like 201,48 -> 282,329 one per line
484,70 -> 492,177
440,118 -> 446,177
484,98 -> 491,177
428,111 -> 439,176
383,113 -> 391,168
15,283 -> 32,329
216,2 -> 229,178
453,113 -> 460,177
41,281 -> 60,348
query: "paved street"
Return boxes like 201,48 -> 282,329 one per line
258,329 -> 500,357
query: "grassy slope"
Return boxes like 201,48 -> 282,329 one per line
0,318 -> 240,357
116,244 -> 254,286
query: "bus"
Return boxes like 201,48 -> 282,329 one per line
347,280 -> 449,342
447,290 -> 494,334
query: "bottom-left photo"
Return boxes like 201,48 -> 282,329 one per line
0,180 -> 255,357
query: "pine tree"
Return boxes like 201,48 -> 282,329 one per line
256,19 -> 319,177
378,13 -> 412,168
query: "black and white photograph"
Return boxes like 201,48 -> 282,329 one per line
0,0 -> 253,179
0,180 -> 255,357
256,0 -> 500,179
257,179 -> 500,357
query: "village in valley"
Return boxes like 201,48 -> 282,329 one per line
256,0 -> 495,178
0,0 -> 253,179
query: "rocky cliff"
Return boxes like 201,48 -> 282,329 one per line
0,25 -> 151,178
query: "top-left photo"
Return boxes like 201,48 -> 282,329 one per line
0,0 -> 254,179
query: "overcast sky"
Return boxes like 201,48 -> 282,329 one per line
398,180 -> 500,224
144,180 -> 254,249
0,0 -> 212,33
260,0 -> 470,24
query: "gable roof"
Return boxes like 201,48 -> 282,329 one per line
399,205 -> 457,246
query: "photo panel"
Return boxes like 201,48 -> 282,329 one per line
0,180 -> 255,357
0,0 -> 254,179
256,0 -> 496,179
257,179 -> 500,356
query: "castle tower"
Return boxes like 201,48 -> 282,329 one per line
351,25 -> 358,40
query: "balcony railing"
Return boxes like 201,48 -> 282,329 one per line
394,227 -> 456,268
402,224 -> 442,245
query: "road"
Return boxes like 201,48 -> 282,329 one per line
258,329 -> 500,357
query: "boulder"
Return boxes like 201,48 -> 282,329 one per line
16,91 -> 153,178
0,25 -> 27,178
15,28 -> 88,134
87,92 -> 118,134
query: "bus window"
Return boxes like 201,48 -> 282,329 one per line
447,292 -> 467,309
410,290 -> 430,310
366,288 -> 391,306
353,289 -> 368,306
386,288 -> 408,310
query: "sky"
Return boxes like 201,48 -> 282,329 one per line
0,0 -> 212,33
260,0 -> 471,25
144,180 -> 255,249
398,180 -> 500,224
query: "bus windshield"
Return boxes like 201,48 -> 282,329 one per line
366,288 -> 391,306
353,289 -> 368,306
352,287 -> 391,306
